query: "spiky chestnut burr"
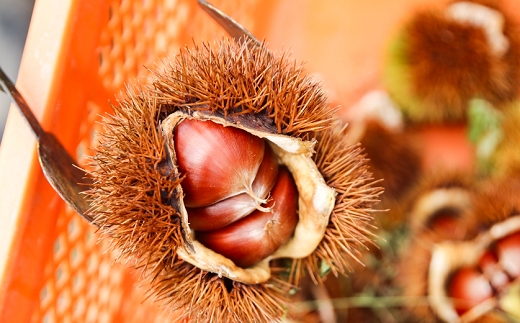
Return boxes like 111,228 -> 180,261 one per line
399,177 -> 520,323
384,0 -> 520,124
358,120 -> 422,230
395,172 -> 475,323
343,91 -> 422,230
86,39 -> 381,322
404,170 -> 474,234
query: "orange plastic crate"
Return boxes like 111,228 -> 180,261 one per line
0,0 -> 489,322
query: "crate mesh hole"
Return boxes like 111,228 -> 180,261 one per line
40,284 -> 49,305
42,312 -> 53,323
57,289 -> 71,315
73,297 -> 86,319
53,237 -> 63,259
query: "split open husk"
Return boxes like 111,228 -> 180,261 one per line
161,111 -> 335,284
87,38 -> 382,322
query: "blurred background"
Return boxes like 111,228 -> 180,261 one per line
0,0 -> 35,142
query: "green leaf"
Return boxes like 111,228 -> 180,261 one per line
467,98 -> 504,174
319,261 -> 332,277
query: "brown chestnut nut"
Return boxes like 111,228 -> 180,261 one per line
478,249 -> 510,291
186,141 -> 279,231
448,267 -> 493,315
175,118 -> 273,208
496,231 -> 520,278
196,166 -> 298,268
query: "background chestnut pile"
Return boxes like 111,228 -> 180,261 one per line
448,231 -> 520,315
174,118 -> 299,268
297,1 -> 520,322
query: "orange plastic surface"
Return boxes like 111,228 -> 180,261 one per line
0,0 -> 493,321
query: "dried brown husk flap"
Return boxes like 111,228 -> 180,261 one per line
429,215 -> 520,323
160,111 -> 336,284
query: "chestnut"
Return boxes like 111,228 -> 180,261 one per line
448,267 -> 493,315
186,138 -> 279,232
496,231 -> 520,278
175,118 -> 273,208
196,166 -> 298,268
478,249 -> 510,291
